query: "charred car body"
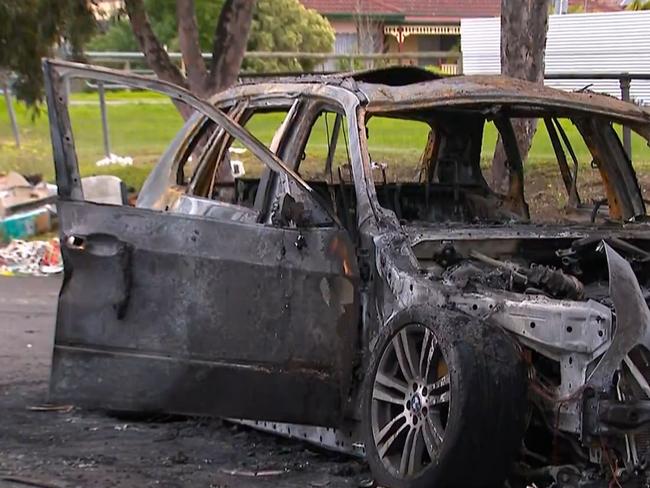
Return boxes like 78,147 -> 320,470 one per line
44,60 -> 650,487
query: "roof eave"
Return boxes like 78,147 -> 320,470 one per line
323,12 -> 404,21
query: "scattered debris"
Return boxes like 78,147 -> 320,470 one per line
0,172 -> 56,214
169,451 -> 189,465
220,467 -> 287,477
230,159 -> 245,178
0,172 -> 57,242
27,404 -> 74,413
0,475 -> 66,488
0,239 -> 62,276
228,147 -> 247,177
0,172 -> 49,209
309,478 -> 331,487
95,153 -> 133,167
81,175 -> 128,205
0,208 -> 54,243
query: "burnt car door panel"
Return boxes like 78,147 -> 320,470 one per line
44,60 -> 359,425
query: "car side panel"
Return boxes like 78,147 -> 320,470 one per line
51,200 -> 359,425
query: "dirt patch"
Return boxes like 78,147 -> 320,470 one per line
524,165 -> 650,222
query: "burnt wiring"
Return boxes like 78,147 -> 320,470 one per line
526,357 -> 627,487
521,349 -> 590,466
530,377 -> 589,466
602,439 -> 624,488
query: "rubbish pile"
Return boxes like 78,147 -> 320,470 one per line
0,238 -> 63,276
0,172 -> 57,243
95,153 -> 134,167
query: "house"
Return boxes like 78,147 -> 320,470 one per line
299,0 -> 629,71
568,0 -> 627,11
461,10 -> 650,104
299,0 -> 500,71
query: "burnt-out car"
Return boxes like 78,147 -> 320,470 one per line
44,59 -> 650,487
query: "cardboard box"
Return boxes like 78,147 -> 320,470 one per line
0,172 -> 55,218
0,208 -> 53,243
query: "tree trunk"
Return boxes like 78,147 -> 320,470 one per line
208,0 -> 256,92
126,0 -> 256,119
124,0 -> 195,119
492,0 -> 551,194
124,0 -> 186,88
176,0 -> 208,96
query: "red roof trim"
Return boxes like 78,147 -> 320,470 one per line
300,0 -> 501,18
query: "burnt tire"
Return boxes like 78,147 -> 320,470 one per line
361,306 -> 527,488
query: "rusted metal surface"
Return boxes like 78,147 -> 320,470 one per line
587,243 -> 650,390
45,60 -> 340,226
43,62 -> 650,487
44,60 -> 360,426
51,199 -> 359,424
360,75 -> 650,125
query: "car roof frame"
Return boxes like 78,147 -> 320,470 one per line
43,59 -> 343,227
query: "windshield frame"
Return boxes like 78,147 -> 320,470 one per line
358,102 -> 650,228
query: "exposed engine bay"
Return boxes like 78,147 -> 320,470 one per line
410,226 -> 650,487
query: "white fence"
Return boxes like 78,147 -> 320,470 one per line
461,10 -> 650,105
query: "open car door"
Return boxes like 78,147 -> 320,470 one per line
44,60 -> 359,426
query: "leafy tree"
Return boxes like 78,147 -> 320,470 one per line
122,0 -> 255,120
0,0 -> 96,105
87,16 -> 138,52
245,0 -> 335,73
89,0 -> 225,52
88,0 -> 334,77
627,0 -> 650,9
151,0 -> 227,50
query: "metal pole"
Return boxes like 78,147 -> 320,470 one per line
620,75 -> 632,159
125,60 -> 132,91
3,80 -> 20,148
553,0 -> 568,14
98,81 -> 111,158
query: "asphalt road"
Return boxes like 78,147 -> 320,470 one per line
0,276 -> 367,488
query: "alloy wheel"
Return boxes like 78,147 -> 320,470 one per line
370,323 -> 451,479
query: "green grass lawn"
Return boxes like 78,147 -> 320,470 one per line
2,91 -> 649,191
0,93 -> 184,190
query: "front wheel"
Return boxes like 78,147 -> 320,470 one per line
362,307 -> 527,488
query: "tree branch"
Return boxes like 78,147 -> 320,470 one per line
124,0 -> 195,118
208,0 -> 256,92
124,0 -> 186,89
176,0 -> 208,95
